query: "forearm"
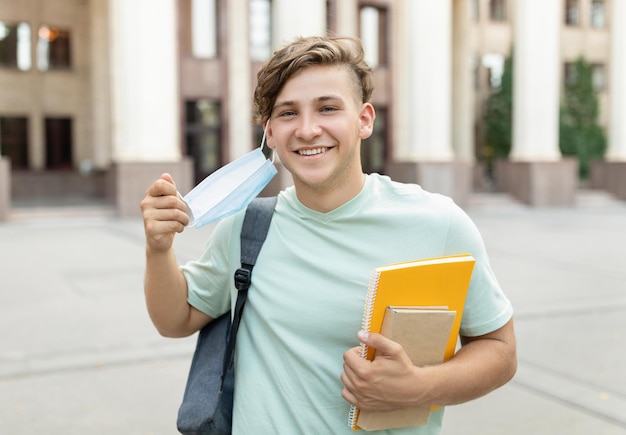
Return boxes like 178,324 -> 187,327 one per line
411,319 -> 517,407
144,247 -> 194,337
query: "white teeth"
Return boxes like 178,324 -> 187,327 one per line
298,147 -> 327,156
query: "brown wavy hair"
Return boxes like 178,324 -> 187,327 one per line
253,35 -> 374,124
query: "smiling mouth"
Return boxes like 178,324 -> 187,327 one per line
298,147 -> 329,156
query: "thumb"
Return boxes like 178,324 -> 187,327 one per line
160,172 -> 176,188
357,331 -> 398,357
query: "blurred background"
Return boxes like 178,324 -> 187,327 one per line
0,0 -> 624,220
1,1 -> 625,434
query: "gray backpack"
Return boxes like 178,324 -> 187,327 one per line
177,196 -> 277,435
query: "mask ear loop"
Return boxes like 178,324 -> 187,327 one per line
260,122 -> 275,163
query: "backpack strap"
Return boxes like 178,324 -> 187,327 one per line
222,196 -> 277,381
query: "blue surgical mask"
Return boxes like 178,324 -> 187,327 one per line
182,126 -> 277,228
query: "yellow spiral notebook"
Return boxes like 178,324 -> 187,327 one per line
348,254 -> 476,431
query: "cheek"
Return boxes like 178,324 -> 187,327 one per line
326,119 -> 356,139
267,125 -> 290,149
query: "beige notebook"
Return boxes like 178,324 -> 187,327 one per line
356,306 -> 456,431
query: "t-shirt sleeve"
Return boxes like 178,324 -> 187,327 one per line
444,203 -> 513,337
180,213 -> 243,318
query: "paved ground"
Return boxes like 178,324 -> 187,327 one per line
1,190 -> 625,434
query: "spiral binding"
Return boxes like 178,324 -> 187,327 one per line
347,269 -> 382,429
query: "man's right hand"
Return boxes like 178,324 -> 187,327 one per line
140,173 -> 190,253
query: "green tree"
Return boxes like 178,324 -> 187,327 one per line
559,57 -> 607,179
483,54 -> 513,176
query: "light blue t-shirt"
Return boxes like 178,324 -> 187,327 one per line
181,173 -> 513,435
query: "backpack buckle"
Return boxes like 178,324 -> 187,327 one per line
234,266 -> 252,291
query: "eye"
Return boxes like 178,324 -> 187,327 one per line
320,106 -> 338,113
278,110 -> 296,118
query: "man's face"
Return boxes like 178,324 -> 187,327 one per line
266,64 -> 375,197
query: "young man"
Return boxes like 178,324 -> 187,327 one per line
141,35 -> 516,434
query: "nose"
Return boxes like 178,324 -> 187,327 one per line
295,112 -> 322,141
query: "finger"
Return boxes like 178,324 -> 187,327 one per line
341,365 -> 377,410
150,217 -> 187,235
358,331 -> 402,359
342,345 -> 365,373
147,203 -> 190,226
341,358 -> 359,385
153,192 -> 188,212
342,348 -> 372,395
145,219 -> 182,238
145,174 -> 179,198
340,366 -> 362,406
146,180 -> 174,198
341,385 -> 358,406
160,172 -> 176,187
141,196 -> 181,219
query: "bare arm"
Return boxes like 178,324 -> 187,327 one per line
421,318 -> 517,405
341,318 -> 517,411
140,173 -> 211,337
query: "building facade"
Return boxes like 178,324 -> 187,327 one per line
0,0 -> 624,219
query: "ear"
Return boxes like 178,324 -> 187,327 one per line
358,103 -> 376,140
264,121 -> 275,149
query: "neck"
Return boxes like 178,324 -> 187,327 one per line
294,172 -> 366,213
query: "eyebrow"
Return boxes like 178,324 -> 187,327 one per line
273,95 -> 345,111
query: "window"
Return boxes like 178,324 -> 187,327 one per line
590,0 -> 606,28
359,5 -> 388,68
564,61 -> 605,92
45,117 -> 73,170
37,25 -> 71,70
250,0 -> 271,61
191,0 -> 218,58
592,64 -> 606,92
361,107 -> 387,175
564,62 -> 577,86
565,0 -> 579,26
489,0 -> 507,22
482,53 -> 505,89
185,99 -> 222,184
0,21 -> 31,70
0,116 -> 29,169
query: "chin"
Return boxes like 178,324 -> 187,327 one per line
293,173 -> 332,190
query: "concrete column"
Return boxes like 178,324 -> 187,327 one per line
109,0 -> 180,162
29,112 -> 44,170
391,0 -> 410,165
272,0 -> 326,47
226,0 -> 252,160
109,0 -> 192,216
596,0 -> 626,200
334,0 -> 358,37
405,0 -> 453,161
28,1 -> 44,170
386,0 -> 472,207
497,0 -> 577,206
452,0 -> 475,162
0,157 -> 10,221
90,0 -> 112,170
511,0 -> 560,161
607,0 -> 626,161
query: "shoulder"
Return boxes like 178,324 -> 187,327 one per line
366,173 -> 457,214
366,174 -> 483,245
